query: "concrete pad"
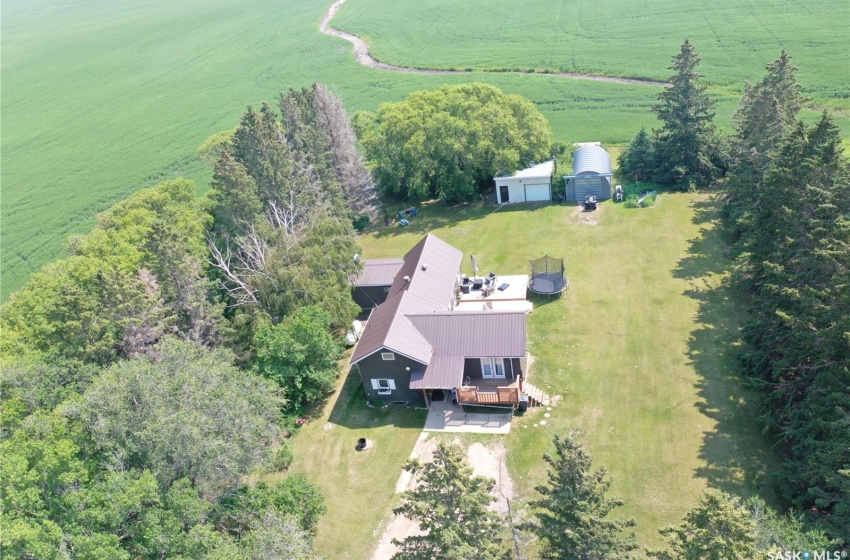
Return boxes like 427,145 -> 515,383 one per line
423,401 -> 512,434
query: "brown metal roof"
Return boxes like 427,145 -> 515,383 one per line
409,357 -> 464,390
351,258 -> 404,287
407,311 -> 527,358
350,234 -> 463,364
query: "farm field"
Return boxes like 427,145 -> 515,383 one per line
2,0 -> 662,300
334,0 -> 850,107
3,0 -> 848,299
300,192 -> 782,557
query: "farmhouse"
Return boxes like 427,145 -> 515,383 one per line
494,160 -> 554,204
564,144 -> 614,201
349,234 -> 548,409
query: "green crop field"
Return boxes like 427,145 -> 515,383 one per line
3,0 -> 848,299
334,0 -> 850,106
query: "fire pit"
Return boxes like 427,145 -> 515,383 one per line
355,437 -> 373,451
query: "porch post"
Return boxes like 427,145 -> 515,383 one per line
422,389 -> 430,407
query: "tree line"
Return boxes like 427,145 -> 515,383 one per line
620,43 -> 849,544
1,84 -> 373,559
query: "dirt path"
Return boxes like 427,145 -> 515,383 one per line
320,0 -> 668,86
370,436 -> 515,559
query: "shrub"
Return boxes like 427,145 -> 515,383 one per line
643,193 -> 657,207
270,440 -> 294,472
623,195 -> 639,209
352,215 -> 370,231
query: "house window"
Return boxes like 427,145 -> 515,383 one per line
372,378 -> 396,395
381,352 -> 395,360
480,358 -> 506,379
383,286 -> 391,293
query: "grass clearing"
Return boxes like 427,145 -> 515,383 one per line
286,359 -> 426,560
350,192 -> 782,551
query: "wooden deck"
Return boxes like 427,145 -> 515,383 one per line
457,378 -> 520,405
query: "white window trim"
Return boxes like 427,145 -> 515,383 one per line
371,378 -> 396,395
480,358 -> 506,379
381,352 -> 395,360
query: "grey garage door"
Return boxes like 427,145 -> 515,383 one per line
574,176 -> 603,199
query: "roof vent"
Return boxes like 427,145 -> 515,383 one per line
403,275 -> 410,283
421,263 -> 427,271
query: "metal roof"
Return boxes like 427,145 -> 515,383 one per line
494,160 -> 555,181
349,234 -> 463,364
405,311 -> 527,389
407,311 -> 527,358
409,357 -> 464,390
351,258 -> 404,287
570,145 -> 612,176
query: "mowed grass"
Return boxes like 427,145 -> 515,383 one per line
287,358 -> 427,560
2,0 -> 666,299
334,0 -> 850,106
355,193 -> 781,549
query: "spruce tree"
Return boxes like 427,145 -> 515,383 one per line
618,127 -> 655,182
652,40 -> 718,189
392,443 -> 510,560
724,51 -> 805,234
520,435 -> 638,560
651,491 -> 758,560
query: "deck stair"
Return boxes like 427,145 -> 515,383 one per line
523,382 -> 550,407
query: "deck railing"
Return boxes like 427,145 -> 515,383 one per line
457,386 -> 519,404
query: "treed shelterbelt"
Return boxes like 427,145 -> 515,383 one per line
718,52 -> 850,542
0,83 -> 372,560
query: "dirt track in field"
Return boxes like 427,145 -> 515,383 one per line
320,0 -> 669,86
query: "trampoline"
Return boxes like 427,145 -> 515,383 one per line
528,255 -> 568,296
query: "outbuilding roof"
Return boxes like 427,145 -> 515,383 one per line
349,234 -> 463,364
495,160 -> 555,181
351,258 -> 404,287
570,145 -> 613,176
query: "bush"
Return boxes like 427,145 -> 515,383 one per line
352,215 -> 370,231
643,193 -> 657,207
270,440 -> 294,472
623,195 -> 639,209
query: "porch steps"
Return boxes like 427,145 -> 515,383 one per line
523,382 -> 550,407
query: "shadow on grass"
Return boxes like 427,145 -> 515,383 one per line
675,196 -> 782,506
327,366 -> 427,430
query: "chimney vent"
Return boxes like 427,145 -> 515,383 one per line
403,275 -> 410,283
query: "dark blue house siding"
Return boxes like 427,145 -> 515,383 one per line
355,350 -> 427,406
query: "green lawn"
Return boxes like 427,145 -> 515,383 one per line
334,0 -> 850,107
4,0 -> 848,299
287,359 -> 427,560
349,193 -> 782,550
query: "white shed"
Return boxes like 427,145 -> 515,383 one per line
563,145 -> 613,201
494,160 -> 554,204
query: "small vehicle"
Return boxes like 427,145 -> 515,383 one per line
584,194 -> 597,211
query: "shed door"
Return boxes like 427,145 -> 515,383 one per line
575,176 -> 602,199
525,183 -> 550,202
499,185 -> 510,203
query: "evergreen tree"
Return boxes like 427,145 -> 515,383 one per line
652,40 -> 718,189
520,435 -> 638,560
618,127 -> 655,182
650,491 -> 757,560
392,443 -> 510,560
724,51 -> 805,235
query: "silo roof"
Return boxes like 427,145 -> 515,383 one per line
572,145 -> 612,175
